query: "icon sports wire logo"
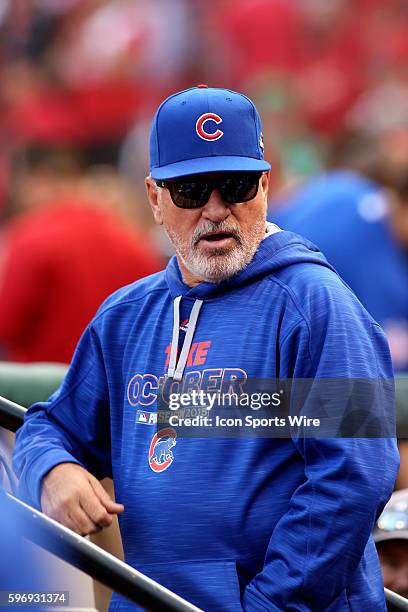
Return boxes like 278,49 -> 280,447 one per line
148,428 -> 177,473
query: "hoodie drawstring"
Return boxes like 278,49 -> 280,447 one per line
167,297 -> 203,381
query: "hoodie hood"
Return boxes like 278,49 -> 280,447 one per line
164,227 -> 336,380
165,227 -> 335,300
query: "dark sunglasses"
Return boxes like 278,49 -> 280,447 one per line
155,172 -> 263,209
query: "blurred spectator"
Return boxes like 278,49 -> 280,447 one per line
209,0 -> 368,136
294,0 -> 369,135
47,0 -> 194,89
78,165 -> 155,232
270,131 -> 408,490
395,375 -> 408,489
202,0 -> 408,191
399,443 -> 408,491
2,0 -> 408,211
373,488 -> 408,599
0,145 -> 163,363
207,0 -> 303,86
270,132 -> 408,372
0,0 -> 196,169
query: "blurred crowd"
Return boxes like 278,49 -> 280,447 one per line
0,0 -> 407,600
0,0 -> 407,216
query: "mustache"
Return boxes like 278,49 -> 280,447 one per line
192,221 -> 243,246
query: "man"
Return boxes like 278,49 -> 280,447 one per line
14,86 -> 399,611
373,488 -> 408,599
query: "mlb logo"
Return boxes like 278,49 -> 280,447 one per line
136,410 -> 157,425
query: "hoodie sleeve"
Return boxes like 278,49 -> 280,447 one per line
243,273 -> 400,611
13,323 -> 111,510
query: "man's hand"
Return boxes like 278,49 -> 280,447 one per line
40,463 -> 124,536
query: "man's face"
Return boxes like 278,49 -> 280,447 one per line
146,172 -> 269,286
377,540 -> 408,599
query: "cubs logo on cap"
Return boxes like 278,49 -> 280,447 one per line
149,86 -> 271,180
196,113 -> 224,141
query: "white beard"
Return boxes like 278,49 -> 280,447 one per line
165,217 -> 267,283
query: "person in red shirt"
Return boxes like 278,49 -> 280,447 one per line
0,146 -> 163,363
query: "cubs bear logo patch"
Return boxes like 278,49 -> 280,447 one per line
149,428 -> 177,473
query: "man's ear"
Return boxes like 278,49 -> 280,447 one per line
261,171 -> 270,206
145,176 -> 163,225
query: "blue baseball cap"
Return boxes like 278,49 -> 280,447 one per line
149,85 -> 271,180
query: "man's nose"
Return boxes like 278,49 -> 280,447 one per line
201,189 -> 231,222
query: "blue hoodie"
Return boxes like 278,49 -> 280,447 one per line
14,229 -> 399,611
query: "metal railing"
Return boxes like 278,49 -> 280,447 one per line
0,393 -> 26,432
1,394 -> 407,611
4,491 -> 201,611
386,589 -> 408,612
0,395 -> 201,611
